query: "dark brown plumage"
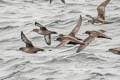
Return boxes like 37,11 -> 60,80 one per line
56,15 -> 83,47
69,15 -> 82,37
97,0 -> 111,20
56,15 -> 83,45
76,30 -> 112,53
76,35 -> 96,53
85,30 -> 112,40
86,0 -> 113,24
33,22 -> 57,45
56,35 -> 84,48
19,31 -> 44,53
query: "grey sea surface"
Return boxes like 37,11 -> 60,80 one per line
0,0 -> 120,80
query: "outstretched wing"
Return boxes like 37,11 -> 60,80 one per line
69,15 -> 82,37
76,35 -> 96,53
21,31 -> 34,48
102,21 -> 113,24
50,0 -> 53,4
86,15 -> 96,21
98,0 -> 111,8
64,36 -> 83,44
97,18 -> 113,24
97,0 -> 111,20
35,22 -> 47,30
56,39 -> 70,48
44,34 -> 51,45
61,0 -> 65,4
98,33 -> 112,40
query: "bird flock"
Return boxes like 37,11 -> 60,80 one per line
19,0 -> 120,55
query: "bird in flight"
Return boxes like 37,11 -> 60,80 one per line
33,22 -> 57,45
86,0 -> 113,24
19,31 -> 44,53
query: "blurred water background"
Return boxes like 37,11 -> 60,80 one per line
0,0 -> 120,80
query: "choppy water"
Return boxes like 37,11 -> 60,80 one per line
0,0 -> 120,80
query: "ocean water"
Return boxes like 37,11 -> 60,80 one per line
0,0 -> 120,80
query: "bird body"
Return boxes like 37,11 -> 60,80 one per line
33,29 -> 56,35
19,31 -> 44,53
56,35 -> 83,48
19,47 -> 43,53
108,48 -> 120,55
86,0 -> 112,24
76,35 -> 96,53
33,22 -> 57,45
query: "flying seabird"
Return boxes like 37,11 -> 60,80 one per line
85,30 -> 112,40
56,15 -> 83,45
50,0 -> 65,4
33,22 -> 57,45
19,31 -> 44,53
56,15 -> 83,48
86,0 -> 113,24
76,30 -> 112,53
